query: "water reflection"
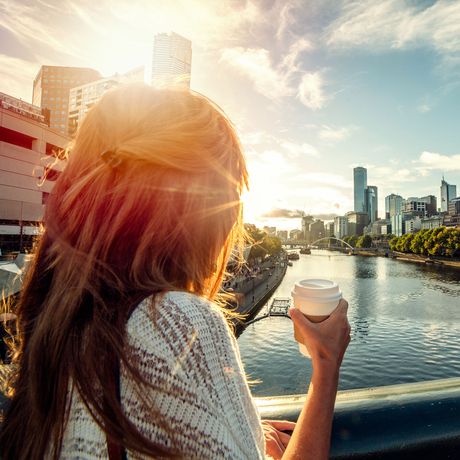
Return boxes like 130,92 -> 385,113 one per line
238,250 -> 460,396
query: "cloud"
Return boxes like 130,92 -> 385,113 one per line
295,172 -> 352,189
0,53 -> 38,100
220,47 -> 291,98
0,0 -> 83,59
280,140 -> 318,157
240,130 -> 319,159
220,37 -> 321,109
417,104 -> 431,113
297,71 -> 326,110
261,208 -> 305,218
326,0 -> 460,62
317,124 -> 356,142
417,151 -> 460,172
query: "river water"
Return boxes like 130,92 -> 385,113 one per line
237,250 -> 460,397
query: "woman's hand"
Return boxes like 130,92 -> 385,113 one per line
289,299 -> 351,372
262,420 -> 296,460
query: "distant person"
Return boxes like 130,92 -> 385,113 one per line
0,85 -> 350,459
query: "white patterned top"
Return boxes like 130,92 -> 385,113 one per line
59,291 -> 265,459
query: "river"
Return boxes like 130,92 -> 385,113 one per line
237,250 -> 460,397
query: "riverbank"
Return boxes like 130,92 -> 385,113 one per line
230,256 -> 288,336
325,247 -> 460,269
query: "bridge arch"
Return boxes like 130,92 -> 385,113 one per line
309,236 -> 354,250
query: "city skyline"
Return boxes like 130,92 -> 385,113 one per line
1,0 -> 460,229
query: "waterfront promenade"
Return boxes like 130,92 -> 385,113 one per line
225,254 -> 288,333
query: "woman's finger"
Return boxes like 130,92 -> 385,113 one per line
263,420 -> 296,431
275,430 -> 292,448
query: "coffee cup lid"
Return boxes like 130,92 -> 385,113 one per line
291,279 -> 342,302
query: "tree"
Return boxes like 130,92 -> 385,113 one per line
356,234 -> 373,248
244,224 -> 282,260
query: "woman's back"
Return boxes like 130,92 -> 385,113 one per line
60,291 -> 264,459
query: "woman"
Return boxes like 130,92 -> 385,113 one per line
0,84 -> 350,459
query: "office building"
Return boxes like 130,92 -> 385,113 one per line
371,219 -> 390,235
420,195 -> 437,216
366,185 -> 378,223
301,215 -> 315,241
289,229 -> 303,240
440,177 -> 457,212
151,32 -> 192,88
325,221 -> 334,237
0,92 -> 68,252
403,195 -> 437,217
448,197 -> 460,216
421,216 -> 444,230
32,66 -> 101,135
309,220 -> 325,243
334,216 -> 348,239
276,230 -> 288,240
353,167 -> 367,213
68,67 -> 145,136
405,216 -> 422,233
346,211 -> 369,236
385,194 -> 403,219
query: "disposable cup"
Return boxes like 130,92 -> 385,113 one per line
291,279 -> 342,358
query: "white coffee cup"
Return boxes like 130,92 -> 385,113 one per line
291,279 -> 342,358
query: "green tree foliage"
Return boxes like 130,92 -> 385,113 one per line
244,224 -> 282,260
342,236 -> 356,247
356,234 -> 373,248
389,227 -> 460,257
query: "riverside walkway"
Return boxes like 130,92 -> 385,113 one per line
228,255 -> 288,335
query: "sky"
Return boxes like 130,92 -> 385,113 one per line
1,0 -> 460,230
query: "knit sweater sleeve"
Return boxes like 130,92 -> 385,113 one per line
121,291 -> 265,460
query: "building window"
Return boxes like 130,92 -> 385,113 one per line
45,142 -> 66,159
0,126 -> 34,150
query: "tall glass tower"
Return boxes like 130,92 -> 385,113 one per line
354,167 -> 367,213
440,177 -> 457,212
151,32 -> 192,88
366,185 -> 378,223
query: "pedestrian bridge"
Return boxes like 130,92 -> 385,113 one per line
282,236 -> 354,250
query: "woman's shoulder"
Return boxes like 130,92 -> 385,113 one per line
129,290 -> 227,330
126,291 -> 233,360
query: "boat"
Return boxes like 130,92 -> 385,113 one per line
299,248 -> 311,254
287,261 -> 293,266
287,252 -> 299,260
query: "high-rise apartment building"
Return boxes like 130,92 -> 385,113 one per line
385,194 -> 403,218
151,32 -> 192,88
0,92 -> 68,252
334,216 -> 348,239
346,211 -> 369,236
325,221 -> 334,238
366,185 -> 378,223
353,167 -> 367,213
309,220 -> 325,243
67,67 -> 145,136
301,215 -> 315,241
440,177 -> 457,212
32,66 -> 101,135
403,195 -> 437,217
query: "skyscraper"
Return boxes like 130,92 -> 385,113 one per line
151,32 -> 192,88
385,194 -> 403,218
67,67 -> 145,136
353,167 -> 367,213
440,177 -> 457,212
32,66 -> 101,135
366,185 -> 378,223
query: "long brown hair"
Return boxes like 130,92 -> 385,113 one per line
0,84 -> 248,459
